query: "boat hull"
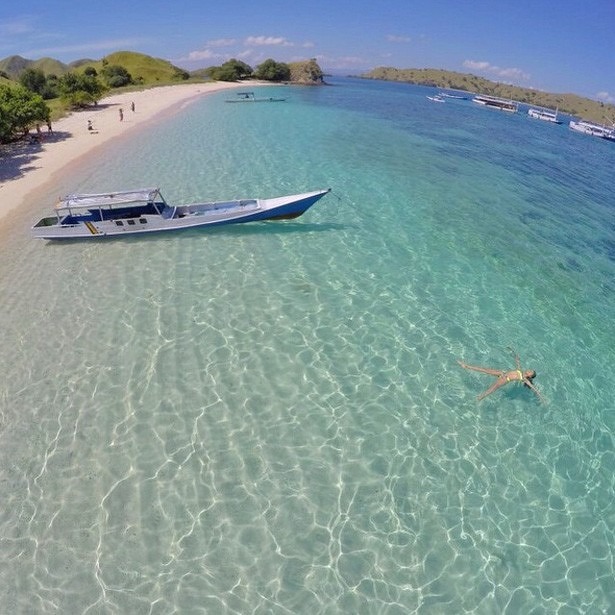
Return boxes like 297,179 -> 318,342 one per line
32,189 -> 330,240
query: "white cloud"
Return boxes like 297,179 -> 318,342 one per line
24,39 -> 149,57
244,36 -> 292,47
463,60 -> 490,71
463,59 -> 529,82
0,16 -> 36,37
597,91 -> 615,103
206,38 -> 236,47
314,54 -> 367,69
185,49 -> 222,61
387,35 -> 411,43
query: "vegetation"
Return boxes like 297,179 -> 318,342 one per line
362,67 -> 615,124
202,57 -> 323,84
19,68 -> 59,99
101,63 -> 133,88
57,71 -> 107,108
253,59 -> 290,82
204,59 -> 253,82
0,84 -> 49,142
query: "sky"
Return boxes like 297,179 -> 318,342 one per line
1,0 -> 614,102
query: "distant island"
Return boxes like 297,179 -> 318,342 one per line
361,67 -> 615,124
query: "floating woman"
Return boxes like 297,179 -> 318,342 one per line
458,349 -> 543,402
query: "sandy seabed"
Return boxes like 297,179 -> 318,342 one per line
0,82 -> 253,225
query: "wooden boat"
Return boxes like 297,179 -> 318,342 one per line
225,92 -> 286,103
32,187 -> 330,239
472,94 -> 518,112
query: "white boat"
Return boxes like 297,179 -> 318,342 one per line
32,187 -> 331,240
427,95 -> 445,103
528,107 -> 561,123
472,94 -> 518,112
439,92 -> 468,100
569,120 -> 615,141
225,91 -> 286,103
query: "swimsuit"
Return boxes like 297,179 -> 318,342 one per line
505,370 -> 523,382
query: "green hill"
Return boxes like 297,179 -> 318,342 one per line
0,51 -> 189,85
75,51 -> 189,84
30,57 -> 69,76
0,55 -> 34,78
362,67 -> 615,124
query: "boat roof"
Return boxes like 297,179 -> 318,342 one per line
57,188 -> 162,210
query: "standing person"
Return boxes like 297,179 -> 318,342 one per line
119,108 -> 124,121
458,350 -> 542,401
46,119 -> 53,133
131,101 -> 135,112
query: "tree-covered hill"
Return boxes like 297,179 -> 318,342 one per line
362,67 -> 615,124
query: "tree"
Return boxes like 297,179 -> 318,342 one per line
101,64 -> 132,88
207,59 -> 253,81
0,84 -> 50,142
19,68 -> 59,100
19,68 -> 47,95
254,59 -> 290,82
58,71 -> 106,108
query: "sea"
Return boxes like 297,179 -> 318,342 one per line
0,77 -> 613,614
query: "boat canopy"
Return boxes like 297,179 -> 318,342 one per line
56,188 -> 162,210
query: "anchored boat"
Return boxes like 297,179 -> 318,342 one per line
528,107 -> 562,124
32,187 -> 331,239
225,91 -> 286,103
472,94 -> 518,112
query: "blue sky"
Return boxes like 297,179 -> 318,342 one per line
1,0 -> 614,101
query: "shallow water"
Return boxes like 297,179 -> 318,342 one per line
1,78 -> 614,613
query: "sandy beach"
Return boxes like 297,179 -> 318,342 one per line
0,81 -> 250,224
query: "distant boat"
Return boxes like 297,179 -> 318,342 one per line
528,107 -> 562,124
225,91 -> 286,103
472,94 -> 518,112
569,120 -> 615,141
439,92 -> 469,100
427,95 -> 445,103
32,187 -> 331,240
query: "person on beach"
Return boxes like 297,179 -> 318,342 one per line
458,350 -> 542,401
131,101 -> 135,112
47,120 -> 53,133
119,108 -> 124,121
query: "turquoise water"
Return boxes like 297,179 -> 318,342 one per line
1,77 -> 614,613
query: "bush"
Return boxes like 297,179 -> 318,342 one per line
102,64 -> 132,88
254,59 -> 290,82
206,59 -> 253,82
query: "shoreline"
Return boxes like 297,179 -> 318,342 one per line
0,81 -> 254,225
